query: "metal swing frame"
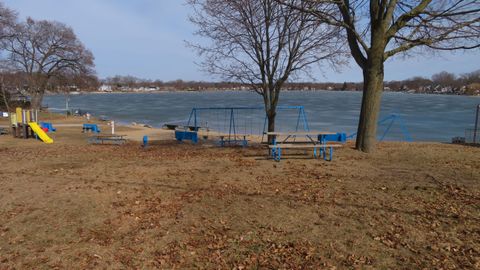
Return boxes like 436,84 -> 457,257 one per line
347,113 -> 413,142
182,105 -> 310,145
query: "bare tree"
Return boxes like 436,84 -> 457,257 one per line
460,69 -> 480,85
5,17 -> 95,109
0,61 -> 16,112
0,71 -> 10,111
0,2 -> 15,39
432,71 -> 457,87
284,0 -> 480,152
188,0 -> 344,142
0,2 -> 17,111
50,71 -> 99,92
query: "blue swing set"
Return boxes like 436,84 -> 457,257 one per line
174,108 -> 413,147
346,113 -> 413,142
175,106 -> 310,145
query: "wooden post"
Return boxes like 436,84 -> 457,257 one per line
22,124 -> 28,139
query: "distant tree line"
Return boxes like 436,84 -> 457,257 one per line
98,69 -> 480,96
101,76 -> 244,91
291,69 -> 480,95
384,70 -> 480,95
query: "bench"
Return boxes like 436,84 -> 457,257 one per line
175,130 -> 198,144
88,134 -> 126,145
319,133 -> 346,143
269,143 -> 343,161
83,124 -> 100,133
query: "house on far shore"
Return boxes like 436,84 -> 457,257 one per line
99,85 -> 112,92
132,86 -> 160,92
147,86 -> 159,91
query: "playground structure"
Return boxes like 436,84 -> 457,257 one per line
174,106 -> 310,145
347,113 -> 413,142
10,107 -> 54,144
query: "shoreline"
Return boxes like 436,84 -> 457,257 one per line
44,89 -> 480,97
0,111 -> 455,144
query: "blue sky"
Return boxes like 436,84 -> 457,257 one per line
4,0 -> 479,82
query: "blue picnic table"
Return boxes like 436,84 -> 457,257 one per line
267,131 -> 345,161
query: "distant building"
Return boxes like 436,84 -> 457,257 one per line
99,85 -> 112,92
146,86 -> 159,91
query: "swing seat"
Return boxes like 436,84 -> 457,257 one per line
219,134 -> 249,147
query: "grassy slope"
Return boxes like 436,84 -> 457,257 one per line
0,133 -> 479,269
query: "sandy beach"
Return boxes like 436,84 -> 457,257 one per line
0,114 -> 479,269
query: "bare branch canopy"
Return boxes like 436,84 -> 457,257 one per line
187,0 -> 345,140
4,17 -> 95,109
280,0 -> 480,152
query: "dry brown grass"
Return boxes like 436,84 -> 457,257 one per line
0,127 -> 479,269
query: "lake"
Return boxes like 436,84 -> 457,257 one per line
43,91 -> 480,142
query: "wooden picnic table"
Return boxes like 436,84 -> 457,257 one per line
88,134 -> 127,145
266,131 -> 337,144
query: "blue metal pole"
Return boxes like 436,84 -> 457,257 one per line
301,107 -> 310,131
229,108 -> 233,142
295,109 -> 301,132
187,109 -> 194,130
379,115 -> 396,142
398,116 -> 413,142
194,109 -> 198,131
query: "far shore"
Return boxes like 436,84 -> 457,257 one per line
44,89 -> 480,96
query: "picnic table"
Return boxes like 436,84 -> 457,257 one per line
0,127 -> 9,135
266,131 -> 343,161
88,134 -> 126,145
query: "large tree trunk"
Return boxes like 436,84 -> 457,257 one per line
29,74 -> 48,110
267,109 -> 276,144
356,59 -> 385,153
1,81 -> 9,112
30,91 -> 44,110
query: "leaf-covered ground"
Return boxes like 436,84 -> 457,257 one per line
0,129 -> 479,269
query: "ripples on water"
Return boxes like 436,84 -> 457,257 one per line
43,91 -> 480,142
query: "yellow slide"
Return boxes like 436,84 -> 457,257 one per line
28,122 -> 54,144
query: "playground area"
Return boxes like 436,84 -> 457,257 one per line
0,115 -> 479,268
0,108 -> 479,268
1,105 -> 417,162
